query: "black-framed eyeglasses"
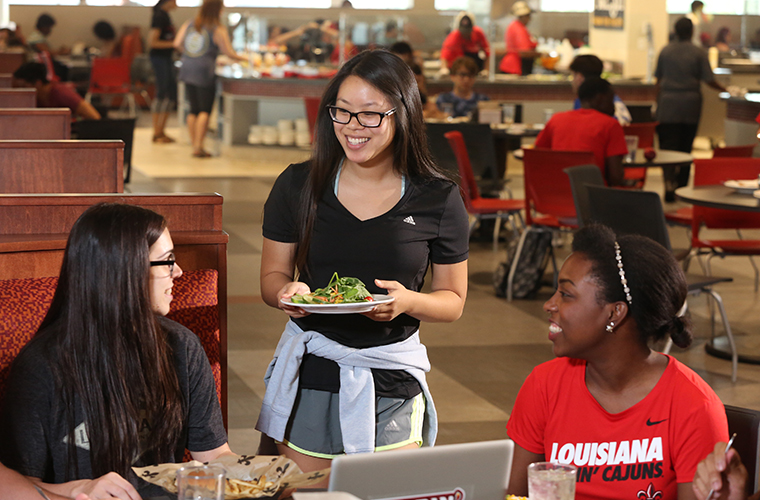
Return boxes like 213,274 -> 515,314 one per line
150,259 -> 176,276
326,105 -> 396,128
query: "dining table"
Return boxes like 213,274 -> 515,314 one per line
676,184 -> 760,365
512,148 -> 693,166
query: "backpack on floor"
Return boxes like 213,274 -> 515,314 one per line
493,229 -> 553,299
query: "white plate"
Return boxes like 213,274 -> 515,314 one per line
280,294 -> 394,314
724,179 -> 760,194
753,189 -> 760,199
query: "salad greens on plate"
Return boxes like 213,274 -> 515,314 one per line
290,272 -> 374,305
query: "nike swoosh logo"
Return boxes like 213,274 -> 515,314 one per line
646,418 -> 668,426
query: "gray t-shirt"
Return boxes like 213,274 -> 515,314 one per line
178,25 -> 220,88
655,40 -> 715,124
0,316 -> 227,496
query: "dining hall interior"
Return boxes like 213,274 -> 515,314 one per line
3,0 -> 760,496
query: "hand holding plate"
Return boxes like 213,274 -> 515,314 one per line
362,279 -> 409,322
277,281 -> 311,318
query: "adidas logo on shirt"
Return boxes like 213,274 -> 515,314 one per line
403,216 -> 416,225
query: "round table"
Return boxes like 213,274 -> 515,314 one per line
623,149 -> 693,168
676,184 -> 760,364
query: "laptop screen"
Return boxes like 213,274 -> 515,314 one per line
328,440 -> 514,500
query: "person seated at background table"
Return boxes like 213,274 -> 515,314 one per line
12,62 -> 101,120
0,22 -> 26,50
0,203 -> 233,500
436,56 -> 489,119
569,54 -> 631,126
499,1 -> 540,76
92,20 -> 118,58
715,27 -> 732,52
506,223 -> 729,500
533,77 -> 627,186
440,12 -> 489,74
693,442 -> 760,500
27,13 -> 67,55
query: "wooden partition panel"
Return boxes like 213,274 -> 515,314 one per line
0,193 -> 229,425
0,108 -> 70,139
0,52 -> 25,74
0,88 -> 36,108
0,74 -> 12,88
0,140 -> 123,192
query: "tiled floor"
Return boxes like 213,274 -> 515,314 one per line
128,121 -> 760,456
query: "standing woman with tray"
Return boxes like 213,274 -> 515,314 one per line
0,204 -> 232,500
174,0 -> 247,158
256,49 -> 469,481
506,224 -> 728,500
148,0 -> 178,144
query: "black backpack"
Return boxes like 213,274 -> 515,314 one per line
493,229 -> 553,299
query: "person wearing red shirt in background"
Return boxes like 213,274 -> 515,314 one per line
533,77 -> 627,186
500,1 -> 540,75
12,62 -> 101,121
440,12 -> 490,74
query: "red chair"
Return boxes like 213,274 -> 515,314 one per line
713,144 -> 756,158
690,158 -> 760,291
444,130 -> 524,251
622,122 -> 657,189
304,96 -> 321,143
505,148 -> 595,301
85,57 -> 136,117
667,143 -> 757,227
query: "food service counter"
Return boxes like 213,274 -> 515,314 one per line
723,93 -> 760,155
217,69 -> 658,147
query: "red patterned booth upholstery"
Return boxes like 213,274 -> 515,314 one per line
0,269 -> 222,416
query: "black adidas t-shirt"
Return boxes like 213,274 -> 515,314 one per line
263,161 -> 469,395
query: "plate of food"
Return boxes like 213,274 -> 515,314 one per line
724,179 -> 760,194
280,272 -> 394,314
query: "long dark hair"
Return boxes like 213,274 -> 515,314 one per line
295,49 -> 448,272
36,203 -> 184,479
153,0 -> 174,12
571,223 -> 692,348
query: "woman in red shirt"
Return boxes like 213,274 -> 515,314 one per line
500,1 -> 539,75
440,12 -> 490,73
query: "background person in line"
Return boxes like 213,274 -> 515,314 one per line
174,0 -> 247,158
655,17 -> 726,202
256,49 -> 469,485
506,223 -> 728,500
436,56 -> 489,119
148,0 -> 177,143
0,203 -> 233,500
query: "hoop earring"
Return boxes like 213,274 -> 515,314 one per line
605,322 -> 615,333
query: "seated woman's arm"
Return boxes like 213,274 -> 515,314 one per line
507,443 -> 543,496
0,463 -> 91,500
190,443 -> 235,463
27,474 -> 139,500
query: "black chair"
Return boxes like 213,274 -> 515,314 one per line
585,186 -> 737,382
73,118 -> 136,184
564,165 -> 604,228
426,122 -> 506,197
725,404 -> 760,496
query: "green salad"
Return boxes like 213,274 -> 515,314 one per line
290,272 -> 374,304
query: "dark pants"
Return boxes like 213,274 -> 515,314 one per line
149,54 -> 177,103
657,122 -> 698,199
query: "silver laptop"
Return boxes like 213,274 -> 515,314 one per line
328,439 -> 514,500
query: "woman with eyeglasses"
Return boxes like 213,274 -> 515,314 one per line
257,49 -> 469,482
0,203 -> 232,500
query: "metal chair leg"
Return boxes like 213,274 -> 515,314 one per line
705,288 -> 738,383
506,228 -> 531,302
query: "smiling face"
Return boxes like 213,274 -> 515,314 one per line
333,75 -> 396,171
543,252 -> 615,359
149,228 -> 182,316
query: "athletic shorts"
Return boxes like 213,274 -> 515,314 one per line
282,388 -> 425,458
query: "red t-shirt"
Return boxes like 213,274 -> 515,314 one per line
507,356 -> 728,500
440,27 -> 490,69
500,20 -> 537,74
534,108 -> 629,172
40,82 -> 83,115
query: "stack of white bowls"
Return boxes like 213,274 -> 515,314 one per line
278,119 -> 295,146
262,126 -> 278,145
248,125 -> 263,145
295,118 -> 311,147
